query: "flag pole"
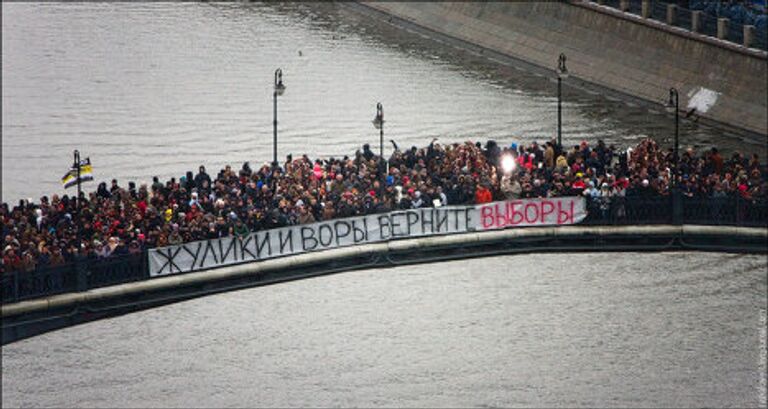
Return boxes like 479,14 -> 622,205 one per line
74,149 -> 82,254
74,150 -> 81,214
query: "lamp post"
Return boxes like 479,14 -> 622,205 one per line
373,102 -> 384,158
665,87 -> 680,186
273,68 -> 286,167
665,87 -> 682,224
557,53 -> 569,154
372,102 -> 385,196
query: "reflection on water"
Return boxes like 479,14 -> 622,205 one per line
2,252 -> 766,407
2,2 -> 761,203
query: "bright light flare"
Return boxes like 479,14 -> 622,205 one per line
501,154 -> 516,174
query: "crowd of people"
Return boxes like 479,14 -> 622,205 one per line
606,1 -> 767,49
2,137 -> 766,273
688,0 -> 767,34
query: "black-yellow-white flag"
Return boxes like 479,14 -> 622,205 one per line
61,157 -> 94,189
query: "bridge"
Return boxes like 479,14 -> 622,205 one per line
2,196 -> 766,345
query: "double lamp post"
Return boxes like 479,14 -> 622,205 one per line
273,68 -> 286,167
665,87 -> 680,187
556,53 -> 569,153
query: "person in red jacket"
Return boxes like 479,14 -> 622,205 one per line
475,184 -> 493,204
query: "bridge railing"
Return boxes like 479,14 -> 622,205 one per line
1,196 -> 766,304
1,253 -> 147,305
86,252 -> 147,289
582,195 -> 768,227
582,195 -> 674,225
1,263 -> 78,304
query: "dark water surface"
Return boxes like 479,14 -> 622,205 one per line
2,252 -> 766,408
2,2 -> 762,203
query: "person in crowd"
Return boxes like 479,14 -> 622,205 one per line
233,217 -> 250,238
194,166 -> 212,191
475,183 -> 493,204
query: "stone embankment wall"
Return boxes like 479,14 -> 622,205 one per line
360,1 -> 767,137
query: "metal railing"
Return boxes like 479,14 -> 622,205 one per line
1,263 -> 78,304
583,195 -> 674,224
590,0 -> 768,51
86,253 -> 147,289
1,196 -> 766,304
583,194 -> 768,226
1,253 -> 147,304
681,195 -> 768,226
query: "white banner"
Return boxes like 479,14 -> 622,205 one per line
148,196 -> 586,277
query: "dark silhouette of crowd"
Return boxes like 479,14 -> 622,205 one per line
688,0 -> 767,35
607,0 -> 767,48
2,137 -> 766,273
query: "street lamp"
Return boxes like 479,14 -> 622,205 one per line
372,102 -> 384,157
557,53 -> 569,154
273,68 -> 286,167
665,87 -> 679,187
372,102 -> 385,196
665,87 -> 682,225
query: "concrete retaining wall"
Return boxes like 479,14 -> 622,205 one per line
358,1 -> 767,137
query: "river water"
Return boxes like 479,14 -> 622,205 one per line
2,252 -> 766,407
2,2 -> 763,203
